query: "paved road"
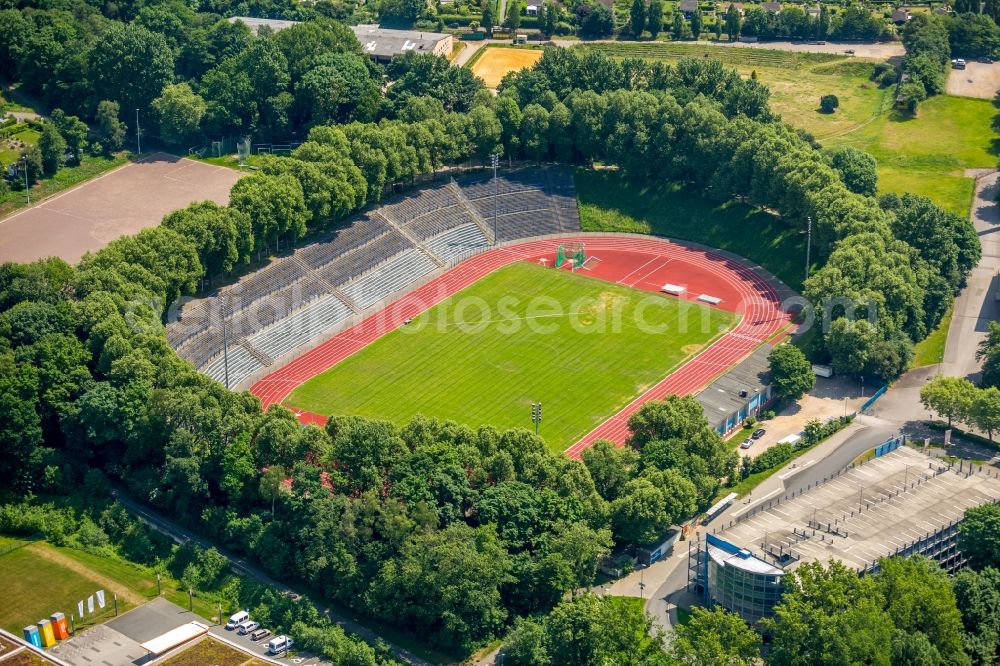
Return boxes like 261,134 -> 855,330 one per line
110,491 -> 432,666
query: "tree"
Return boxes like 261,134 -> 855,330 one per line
971,385 -> 1000,442
768,344 -> 815,400
976,321 -> 1000,389
87,23 -> 175,117
38,124 -> 65,176
725,3 -> 741,41
229,173 -> 309,253
380,0 -> 426,23
830,147 -> 877,196
520,104 -> 550,160
581,5 -> 615,37
19,145 -> 42,187
897,81 -> 928,113
691,8 -> 703,39
764,561 -> 893,666
152,83 -> 206,146
714,16 -> 723,40
542,3 -> 559,36
920,375 -> 976,427
482,0 -> 496,33
819,94 -> 840,113
670,606 -> 761,665
630,0 -> 647,37
875,557 -> 968,665
673,12 -> 686,40
507,0 -> 523,31
582,439 -> 638,501
259,465 -> 287,515
953,567 -> 1000,664
960,504 -> 1000,570
96,100 -> 126,155
162,201 -> 252,279
648,1 -> 664,38
50,110 -> 88,165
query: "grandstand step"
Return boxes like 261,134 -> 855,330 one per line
377,208 -> 446,268
239,339 -> 274,366
332,288 -> 362,314
449,179 -> 496,244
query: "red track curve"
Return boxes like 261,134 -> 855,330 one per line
249,236 -> 791,458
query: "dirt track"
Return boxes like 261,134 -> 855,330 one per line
0,152 -> 241,265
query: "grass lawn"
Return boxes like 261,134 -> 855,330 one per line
159,638 -> 254,666
286,261 -> 735,451
578,42 -> 998,216
0,128 -> 40,165
912,304 -> 952,367
575,169 -> 807,291
0,538 -> 222,634
0,154 -> 129,220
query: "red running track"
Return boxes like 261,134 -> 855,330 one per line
249,236 -> 791,458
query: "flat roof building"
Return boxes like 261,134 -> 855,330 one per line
351,25 -> 454,62
695,343 -> 773,435
226,19 -> 454,62
688,444 -> 1000,623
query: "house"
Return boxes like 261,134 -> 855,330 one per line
891,8 -> 911,23
762,1 -> 782,12
679,0 -> 700,16
227,16 -> 300,34
526,3 -> 539,15
805,5 -> 820,17
637,529 -> 681,566
351,25 -> 454,62
933,6 -> 951,14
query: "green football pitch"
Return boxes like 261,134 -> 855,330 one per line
285,262 -> 737,451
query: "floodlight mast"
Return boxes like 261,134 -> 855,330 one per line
135,108 -> 141,155
491,153 -> 500,245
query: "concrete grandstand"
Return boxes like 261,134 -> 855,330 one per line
687,444 -> 1000,623
166,166 -> 580,388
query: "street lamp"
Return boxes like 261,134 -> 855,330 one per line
135,108 -> 141,155
21,155 -> 29,205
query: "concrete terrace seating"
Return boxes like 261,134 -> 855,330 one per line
297,214 -> 389,270
248,295 -> 355,363
202,343 -> 262,386
407,208 -> 474,242
315,230 -> 413,287
168,166 -> 582,386
342,249 -> 437,309
425,223 -> 490,264
383,187 -> 461,223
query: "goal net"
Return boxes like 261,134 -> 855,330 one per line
556,242 -> 586,269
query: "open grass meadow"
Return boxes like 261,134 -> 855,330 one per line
575,169 -> 807,291
286,261 -> 736,451
579,42 -> 999,217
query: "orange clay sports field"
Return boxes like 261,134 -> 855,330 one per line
471,47 -> 543,88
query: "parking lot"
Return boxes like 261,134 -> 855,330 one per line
946,60 -> 1000,99
210,617 -> 327,666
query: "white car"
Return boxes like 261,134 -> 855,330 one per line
238,620 -> 259,635
740,438 -> 754,450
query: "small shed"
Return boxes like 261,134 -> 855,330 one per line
637,528 -> 681,565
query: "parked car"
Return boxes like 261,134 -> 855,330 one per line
740,438 -> 754,449
952,58 -> 967,69
978,56 -> 994,63
267,635 -> 294,655
225,611 -> 249,630
238,620 -> 259,635
751,428 -> 766,439
250,628 -> 271,642
844,48 -> 855,55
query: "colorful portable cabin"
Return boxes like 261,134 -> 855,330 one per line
37,619 -> 56,647
23,625 -> 41,648
51,612 -> 70,640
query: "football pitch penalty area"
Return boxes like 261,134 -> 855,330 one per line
284,261 -> 736,451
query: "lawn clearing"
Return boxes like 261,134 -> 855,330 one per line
0,541 -> 133,633
576,169 -> 806,291
471,47 -> 543,88
286,261 -> 735,451
912,304 -> 952,367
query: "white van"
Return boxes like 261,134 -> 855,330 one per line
267,635 -> 294,654
225,611 -> 249,630
237,620 -> 259,635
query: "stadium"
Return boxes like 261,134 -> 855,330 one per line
167,166 -> 792,454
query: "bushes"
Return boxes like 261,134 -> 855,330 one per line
819,94 -> 839,114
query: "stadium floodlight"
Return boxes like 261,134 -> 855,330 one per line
20,155 -> 29,205
531,401 -> 542,435
804,215 -> 812,281
135,108 -> 141,155
491,153 -> 500,245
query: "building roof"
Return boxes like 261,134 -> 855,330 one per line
710,446 -> 1000,573
227,16 -> 300,34
891,8 -> 910,21
139,622 -> 209,656
679,0 -> 700,11
762,2 -> 782,11
695,344 -> 772,429
351,24 -> 450,59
